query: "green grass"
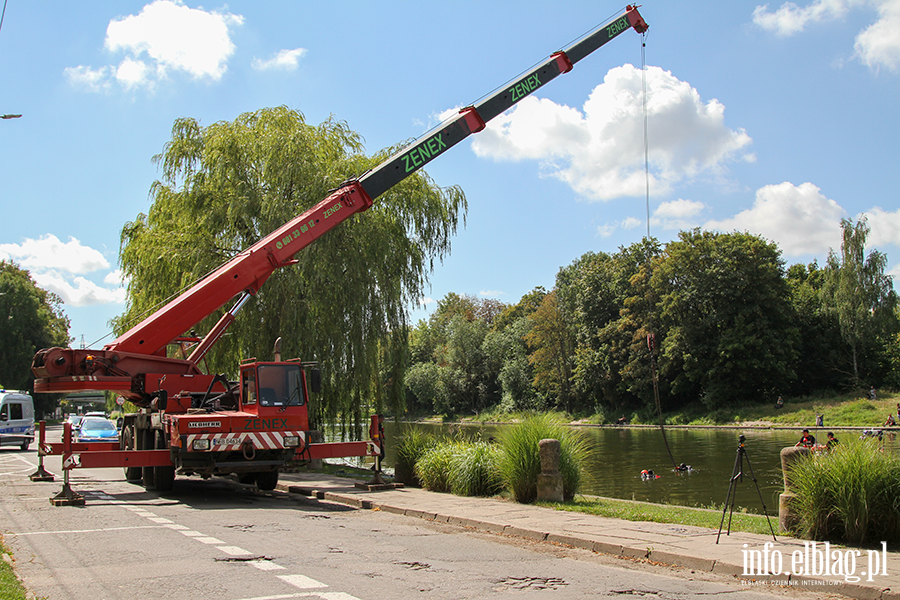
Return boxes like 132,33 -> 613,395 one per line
0,537 -> 28,600
540,496 -> 785,537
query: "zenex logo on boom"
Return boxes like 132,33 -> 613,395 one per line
743,541 -> 889,583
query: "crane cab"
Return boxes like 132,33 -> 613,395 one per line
238,359 -> 319,427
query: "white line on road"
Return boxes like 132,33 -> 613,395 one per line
277,574 -> 327,589
11,525 -> 166,536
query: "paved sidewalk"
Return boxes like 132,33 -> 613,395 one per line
278,471 -> 900,600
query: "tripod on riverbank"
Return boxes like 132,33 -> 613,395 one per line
716,435 -> 777,544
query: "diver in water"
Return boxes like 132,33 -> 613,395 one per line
640,469 -> 660,480
674,462 -> 691,472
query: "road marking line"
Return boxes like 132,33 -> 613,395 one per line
217,546 -> 254,556
278,574 -> 327,589
195,536 -> 226,544
148,517 -> 173,523
164,523 -> 189,530
316,593 -> 364,600
249,560 -> 285,571
179,530 -> 206,537
10,525 -> 164,536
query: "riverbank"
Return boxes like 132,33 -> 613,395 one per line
435,390 -> 900,430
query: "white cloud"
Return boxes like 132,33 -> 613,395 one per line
252,48 -> 307,71
0,234 -> 108,273
471,65 -> 752,201
64,65 -> 112,92
0,235 -> 124,307
31,272 -> 127,307
67,0 -> 243,92
859,206 -> 900,247
855,0 -> 900,70
479,290 -> 503,298
754,0 -> 900,72
704,182 -> 845,256
752,0 -> 855,35
597,217 -> 645,238
653,198 -> 707,231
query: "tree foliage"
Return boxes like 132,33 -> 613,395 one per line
823,217 -> 899,386
0,261 -> 70,414
652,230 -> 799,408
116,107 -> 466,430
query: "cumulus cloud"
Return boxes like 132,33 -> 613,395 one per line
753,0 -> 900,72
0,235 -> 124,307
65,0 -> 243,91
252,48 -> 307,71
704,182 -> 846,255
860,206 -> 900,247
653,198 -> 708,231
752,0 -> 855,35
471,65 -> 752,201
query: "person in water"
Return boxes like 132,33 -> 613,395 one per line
674,463 -> 691,472
795,429 -> 816,447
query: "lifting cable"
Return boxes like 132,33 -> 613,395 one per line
640,29 -> 678,470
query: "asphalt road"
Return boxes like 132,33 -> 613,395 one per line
0,446 -> 841,600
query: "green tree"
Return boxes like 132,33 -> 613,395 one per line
116,107 -> 466,431
823,217 -> 899,386
0,261 -> 70,415
525,290 -> 576,412
785,261 -> 846,393
652,230 -> 799,408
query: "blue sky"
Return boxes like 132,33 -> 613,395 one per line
1,1 -> 898,349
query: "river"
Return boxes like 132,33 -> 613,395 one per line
376,422 -> 899,515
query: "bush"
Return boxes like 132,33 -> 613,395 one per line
496,414 -> 591,503
449,441 -> 503,497
789,438 -> 900,544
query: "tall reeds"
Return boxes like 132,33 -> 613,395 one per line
789,437 -> 900,545
496,414 -> 590,503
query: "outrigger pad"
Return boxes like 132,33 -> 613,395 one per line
50,484 -> 85,507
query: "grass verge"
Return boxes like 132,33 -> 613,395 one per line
0,536 -> 28,600
539,496 -> 785,537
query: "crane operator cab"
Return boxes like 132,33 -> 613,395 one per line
239,360 -> 320,418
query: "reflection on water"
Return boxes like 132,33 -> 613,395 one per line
381,422 -> 900,514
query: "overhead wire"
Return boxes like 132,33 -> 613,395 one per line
640,28 -> 678,470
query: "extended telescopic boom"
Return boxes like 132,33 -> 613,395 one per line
33,6 -> 647,399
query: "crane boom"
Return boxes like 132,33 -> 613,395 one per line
32,5 -> 647,399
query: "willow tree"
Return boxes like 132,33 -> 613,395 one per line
116,107 -> 466,433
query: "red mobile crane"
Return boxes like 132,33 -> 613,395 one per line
31,7 -> 648,495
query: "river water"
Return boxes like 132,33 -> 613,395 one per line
377,422 -> 900,515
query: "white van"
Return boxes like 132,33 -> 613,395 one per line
0,390 -> 35,450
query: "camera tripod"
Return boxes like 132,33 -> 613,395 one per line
716,435 -> 777,543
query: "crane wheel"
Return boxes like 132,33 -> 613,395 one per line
152,431 -> 175,492
122,426 -> 141,481
256,470 -> 278,491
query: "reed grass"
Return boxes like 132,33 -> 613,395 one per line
414,439 -> 460,493
393,425 -> 436,487
448,441 -> 504,497
788,437 -> 900,544
496,413 -> 590,503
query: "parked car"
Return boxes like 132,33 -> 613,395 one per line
0,390 -> 35,450
66,414 -> 84,431
75,418 -> 119,443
